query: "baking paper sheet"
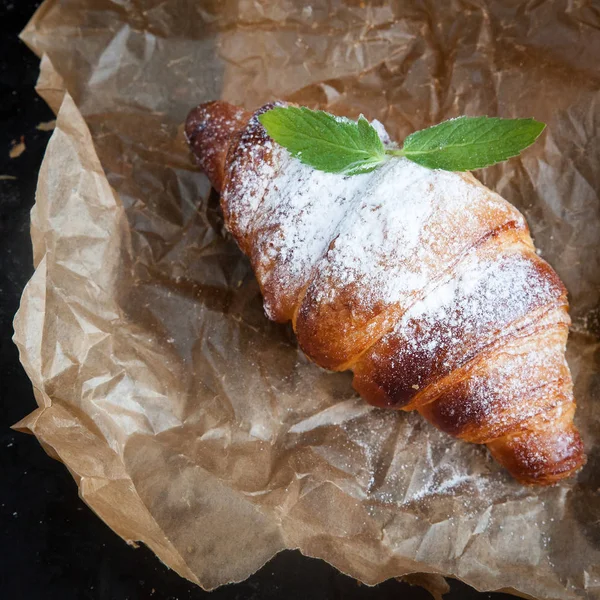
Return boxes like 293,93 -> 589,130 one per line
14,1 -> 600,597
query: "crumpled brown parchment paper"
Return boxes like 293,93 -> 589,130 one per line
14,1 -> 600,598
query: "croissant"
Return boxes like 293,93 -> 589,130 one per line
185,100 -> 585,485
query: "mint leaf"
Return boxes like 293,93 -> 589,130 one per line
396,116 -> 545,171
258,106 -> 386,175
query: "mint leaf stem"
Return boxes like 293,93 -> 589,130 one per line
385,149 -> 406,157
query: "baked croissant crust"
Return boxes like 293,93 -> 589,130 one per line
185,100 -> 585,485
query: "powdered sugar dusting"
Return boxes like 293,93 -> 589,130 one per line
311,159 -> 435,306
252,151 -> 379,318
370,119 -> 393,145
308,162 -> 524,311
398,250 -> 561,367
295,155 -> 528,366
223,137 -> 277,240
357,245 -> 567,412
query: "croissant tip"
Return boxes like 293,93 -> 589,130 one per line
518,455 -> 586,486
185,101 -> 250,192
488,426 -> 586,485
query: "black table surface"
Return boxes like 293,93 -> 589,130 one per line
0,2 -> 515,599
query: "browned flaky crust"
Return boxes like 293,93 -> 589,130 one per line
185,100 -> 585,485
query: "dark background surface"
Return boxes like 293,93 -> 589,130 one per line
0,2 -> 513,599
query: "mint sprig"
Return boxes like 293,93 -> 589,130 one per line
258,107 -> 545,175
